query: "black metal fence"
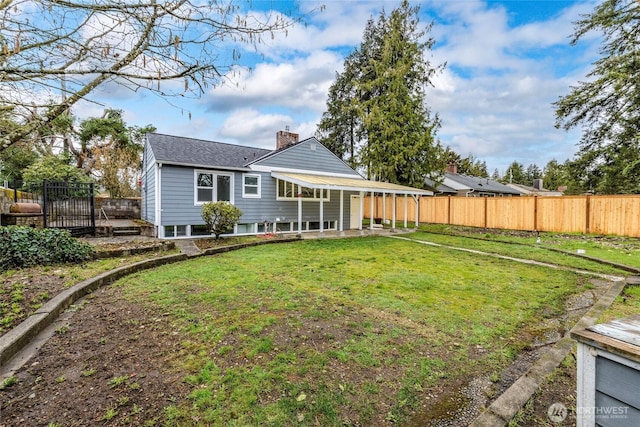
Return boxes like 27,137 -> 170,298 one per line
3,180 -> 95,236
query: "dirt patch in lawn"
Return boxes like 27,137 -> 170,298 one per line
1,286 -> 191,426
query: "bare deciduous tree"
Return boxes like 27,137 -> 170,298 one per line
0,0 -> 298,151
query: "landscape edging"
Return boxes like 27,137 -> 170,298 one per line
469,279 -> 628,426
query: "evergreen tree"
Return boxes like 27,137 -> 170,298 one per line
458,155 -> 488,177
525,164 -> 543,187
554,0 -> 640,194
503,161 -> 526,184
542,159 -> 567,191
318,1 -> 445,186
316,66 -> 360,168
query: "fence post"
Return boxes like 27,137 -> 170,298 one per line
484,196 -> 488,228
534,195 -> 538,232
12,180 -> 17,203
447,196 -> 451,225
90,182 -> 96,235
42,180 -> 48,228
585,195 -> 591,234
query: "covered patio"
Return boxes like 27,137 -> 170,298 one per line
271,172 -> 433,234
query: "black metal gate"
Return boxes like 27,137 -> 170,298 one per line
6,180 -> 95,236
42,181 -> 95,236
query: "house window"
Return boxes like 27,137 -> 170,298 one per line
195,171 -> 233,204
236,223 -> 255,234
276,179 -> 329,201
191,225 -> 212,236
243,174 -> 261,198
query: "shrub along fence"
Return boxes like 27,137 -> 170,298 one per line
364,195 -> 640,238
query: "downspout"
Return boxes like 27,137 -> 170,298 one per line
465,189 -> 475,197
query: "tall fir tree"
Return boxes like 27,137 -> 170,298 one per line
554,0 -> 640,194
317,1 -> 445,187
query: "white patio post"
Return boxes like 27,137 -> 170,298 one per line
369,191 -> 374,230
339,190 -> 344,232
404,194 -> 408,229
382,193 -> 386,225
392,193 -> 396,231
297,184 -> 302,234
415,196 -> 419,230
358,191 -> 364,232
320,189 -> 324,234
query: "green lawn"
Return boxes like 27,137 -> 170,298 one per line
115,236 -> 598,426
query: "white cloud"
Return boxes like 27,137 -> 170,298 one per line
204,50 -> 342,114
217,108 -> 295,148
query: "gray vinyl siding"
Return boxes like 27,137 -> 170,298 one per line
594,356 -> 640,427
159,165 -> 359,230
255,139 -> 360,176
141,141 -> 156,223
160,165 -> 203,225
142,168 -> 156,223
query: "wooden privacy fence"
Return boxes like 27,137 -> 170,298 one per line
364,195 -> 640,238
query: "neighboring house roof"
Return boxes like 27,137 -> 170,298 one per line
424,177 -> 457,194
146,132 -> 271,170
427,172 -> 522,196
506,183 -> 564,196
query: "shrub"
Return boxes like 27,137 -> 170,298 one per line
201,202 -> 243,239
0,226 -> 94,269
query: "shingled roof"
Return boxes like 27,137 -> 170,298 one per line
443,172 -> 522,195
426,172 -> 522,196
146,133 -> 272,169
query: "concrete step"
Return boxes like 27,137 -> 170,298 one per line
113,227 -> 141,236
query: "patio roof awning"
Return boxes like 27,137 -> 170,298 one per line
271,172 -> 433,196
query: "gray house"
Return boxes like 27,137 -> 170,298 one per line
141,131 -> 432,239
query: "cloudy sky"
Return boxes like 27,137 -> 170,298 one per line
82,0 -> 601,175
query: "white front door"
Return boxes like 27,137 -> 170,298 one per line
350,195 -> 361,229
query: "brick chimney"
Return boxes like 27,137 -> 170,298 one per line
276,129 -> 299,150
446,163 -> 458,174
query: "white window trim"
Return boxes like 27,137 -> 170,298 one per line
276,179 -> 330,202
242,173 -> 261,198
194,170 -> 234,205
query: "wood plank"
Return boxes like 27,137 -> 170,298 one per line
589,316 -> 640,348
572,329 -> 640,362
